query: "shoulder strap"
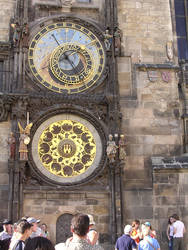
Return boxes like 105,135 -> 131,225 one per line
145,239 -> 156,250
12,240 -> 23,250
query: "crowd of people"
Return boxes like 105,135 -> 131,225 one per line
0,214 -> 101,250
0,213 -> 186,250
115,214 -> 186,250
0,217 -> 51,250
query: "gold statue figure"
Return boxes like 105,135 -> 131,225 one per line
18,122 -> 33,160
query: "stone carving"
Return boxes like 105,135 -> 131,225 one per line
0,42 -> 11,53
106,134 -> 118,163
104,28 -> 113,51
166,41 -> 173,62
18,122 -> 33,160
60,0 -> 73,5
161,71 -> 171,83
7,132 -> 16,160
0,98 -> 11,122
11,21 -> 29,48
114,27 -> 122,56
147,70 -> 159,82
11,97 -> 28,120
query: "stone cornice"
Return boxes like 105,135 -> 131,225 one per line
0,42 -> 11,55
135,63 -> 180,71
152,155 -> 188,171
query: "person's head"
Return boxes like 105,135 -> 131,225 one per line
17,220 -> 32,238
71,214 -> 89,237
168,216 -> 174,225
132,220 -> 140,229
124,225 -> 132,235
172,214 -> 179,221
141,224 -> 150,237
25,236 -> 55,250
41,223 -> 47,232
144,221 -> 152,230
27,217 -> 40,232
2,219 -> 12,233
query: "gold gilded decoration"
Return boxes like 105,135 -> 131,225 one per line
38,120 -> 96,177
18,122 -> 33,160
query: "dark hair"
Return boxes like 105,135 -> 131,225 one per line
17,220 -> 32,234
71,214 -> 89,237
132,220 -> 140,227
168,216 -> 173,225
25,237 -> 55,250
172,214 -> 179,221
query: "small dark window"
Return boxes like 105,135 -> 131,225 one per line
174,0 -> 188,60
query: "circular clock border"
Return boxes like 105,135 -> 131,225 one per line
27,16 -> 107,94
29,112 -> 106,186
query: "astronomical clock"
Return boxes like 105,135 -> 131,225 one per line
4,0 -> 121,243
26,17 -> 108,186
28,20 -> 106,94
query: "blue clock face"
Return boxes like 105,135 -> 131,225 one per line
28,22 -> 106,94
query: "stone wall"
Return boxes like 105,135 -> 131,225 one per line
0,121 -> 11,220
117,0 -> 182,187
117,0 -> 174,64
0,0 -> 15,42
23,190 -> 110,244
152,156 -> 188,249
117,1 -> 185,249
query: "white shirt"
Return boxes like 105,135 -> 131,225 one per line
169,225 -> 174,237
0,231 -> 12,240
173,220 -> 185,238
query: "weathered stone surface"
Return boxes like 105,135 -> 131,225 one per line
154,184 -> 178,196
125,206 -> 153,220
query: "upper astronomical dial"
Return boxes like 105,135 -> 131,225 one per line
28,22 -> 106,94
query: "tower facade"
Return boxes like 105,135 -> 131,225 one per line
0,0 -> 188,249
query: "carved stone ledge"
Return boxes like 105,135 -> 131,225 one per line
0,95 -> 15,122
35,0 -> 73,9
0,42 -> 11,56
135,63 -> 180,71
152,155 -> 188,171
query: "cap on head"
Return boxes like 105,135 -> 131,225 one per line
27,217 -> 40,224
124,225 -> 132,234
88,214 -> 95,225
144,222 -> 151,227
2,219 -> 12,225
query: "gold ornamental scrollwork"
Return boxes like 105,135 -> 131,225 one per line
38,120 -> 96,178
